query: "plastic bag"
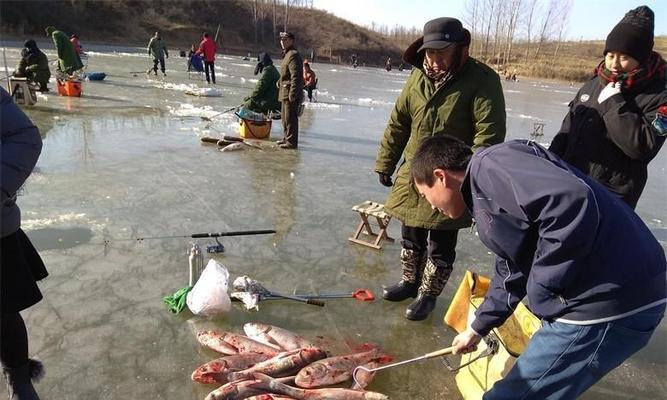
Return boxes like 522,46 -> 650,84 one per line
186,259 -> 232,316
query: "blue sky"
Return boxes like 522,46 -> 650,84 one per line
312,0 -> 666,40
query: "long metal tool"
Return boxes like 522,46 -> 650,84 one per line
292,289 -> 375,302
352,346 -> 454,387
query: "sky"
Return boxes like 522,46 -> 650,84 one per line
312,0 -> 666,40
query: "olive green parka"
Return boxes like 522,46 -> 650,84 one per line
45,26 -> 83,74
375,43 -> 506,230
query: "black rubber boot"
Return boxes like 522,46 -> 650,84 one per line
382,280 -> 418,301
405,293 -> 437,321
405,259 -> 453,321
3,359 -> 43,400
382,248 -> 426,302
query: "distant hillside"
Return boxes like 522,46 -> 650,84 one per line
1,0 -> 665,82
0,0 -> 405,66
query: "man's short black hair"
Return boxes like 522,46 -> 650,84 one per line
203,32 -> 209,38
410,136 -> 473,186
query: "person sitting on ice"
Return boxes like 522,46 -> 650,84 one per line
242,52 -> 280,115
13,40 -> 51,92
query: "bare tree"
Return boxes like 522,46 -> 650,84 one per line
552,0 -> 573,61
503,0 -> 522,66
523,0 -> 539,62
482,0 -> 497,60
463,0 -> 481,57
533,0 -> 558,61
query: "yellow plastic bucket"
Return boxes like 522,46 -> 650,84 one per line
444,271 -> 541,399
239,118 -> 271,140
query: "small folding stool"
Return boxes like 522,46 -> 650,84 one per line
348,200 -> 395,250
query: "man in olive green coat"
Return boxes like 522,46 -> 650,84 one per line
375,17 -> 506,320
243,52 -> 281,115
14,40 -> 51,92
45,26 -> 83,75
277,32 -> 304,149
147,31 -> 169,76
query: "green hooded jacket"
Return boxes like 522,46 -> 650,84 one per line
45,26 -> 83,74
375,49 -> 506,230
148,37 -> 169,60
244,61 -> 280,114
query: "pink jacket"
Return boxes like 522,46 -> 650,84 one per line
197,37 -> 217,62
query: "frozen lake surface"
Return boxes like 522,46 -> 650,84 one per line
2,43 -> 666,399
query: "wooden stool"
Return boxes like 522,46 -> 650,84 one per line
348,200 -> 395,250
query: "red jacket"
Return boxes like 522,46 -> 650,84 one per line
197,37 -> 217,62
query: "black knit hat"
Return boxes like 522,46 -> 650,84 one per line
604,5 -> 654,63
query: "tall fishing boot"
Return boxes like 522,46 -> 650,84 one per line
3,359 -> 43,400
382,248 -> 427,301
406,259 -> 452,321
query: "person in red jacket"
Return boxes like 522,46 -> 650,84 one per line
196,32 -> 217,84
70,34 -> 83,55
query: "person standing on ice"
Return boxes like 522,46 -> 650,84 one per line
1,87 -> 48,400
549,5 -> 666,209
147,31 -> 169,76
277,31 -> 304,150
374,17 -> 506,321
196,32 -> 217,84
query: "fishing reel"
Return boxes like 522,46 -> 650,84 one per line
206,237 -> 225,253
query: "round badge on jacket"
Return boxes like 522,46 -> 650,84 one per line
580,94 -> 590,102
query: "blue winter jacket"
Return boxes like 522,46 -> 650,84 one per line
464,140 -> 666,336
1,88 -> 42,237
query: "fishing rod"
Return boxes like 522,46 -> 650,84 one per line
105,229 -> 276,243
201,103 -> 243,121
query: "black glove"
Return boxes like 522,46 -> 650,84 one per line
377,172 -> 393,187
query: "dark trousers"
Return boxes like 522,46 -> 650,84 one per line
204,61 -> 216,83
281,101 -> 299,147
305,85 -> 315,102
153,58 -> 165,74
401,225 -> 459,268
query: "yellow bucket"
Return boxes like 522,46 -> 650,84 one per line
444,271 -> 541,399
239,118 -> 271,140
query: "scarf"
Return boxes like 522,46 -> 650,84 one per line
422,46 -> 469,89
597,52 -> 666,92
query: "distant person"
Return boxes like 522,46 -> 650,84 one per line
303,60 -> 317,102
242,52 -> 280,115
196,32 -> 217,84
398,62 -> 404,71
375,17 -> 505,321
385,57 -> 392,71
277,32 -> 304,150
69,34 -> 83,56
1,87 -> 47,400
45,26 -> 83,75
147,31 -> 169,76
549,5 -> 666,209
411,137 -> 666,400
13,40 -> 51,92
187,44 -> 197,71
243,53 -> 251,61
351,53 -> 358,68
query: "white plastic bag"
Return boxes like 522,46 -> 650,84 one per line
186,259 -> 232,316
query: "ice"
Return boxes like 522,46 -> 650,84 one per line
2,44 -> 664,400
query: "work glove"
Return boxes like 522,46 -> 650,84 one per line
597,81 -> 621,103
377,172 -> 393,187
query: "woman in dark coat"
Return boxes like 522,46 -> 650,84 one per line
1,88 -> 47,399
550,6 -> 666,209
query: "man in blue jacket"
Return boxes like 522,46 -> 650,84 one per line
410,137 -> 666,399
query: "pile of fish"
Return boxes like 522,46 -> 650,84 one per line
192,323 -> 390,400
